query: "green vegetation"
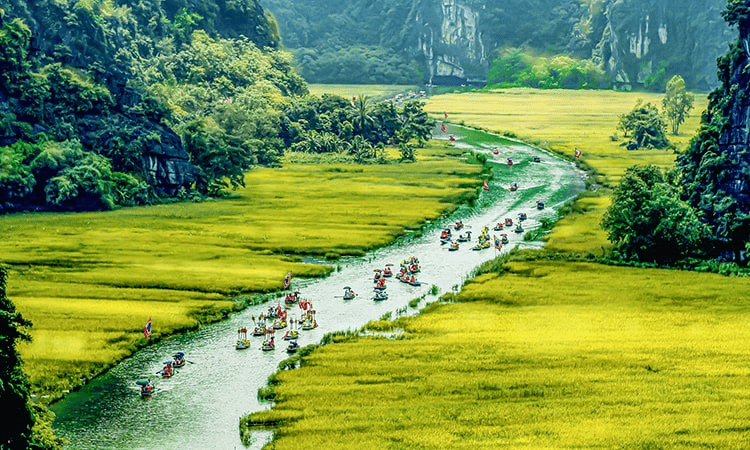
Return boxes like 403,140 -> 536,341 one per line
617,99 -> 671,150
0,267 -> 64,449
601,165 -> 709,264
487,48 -> 608,89
663,75 -> 695,135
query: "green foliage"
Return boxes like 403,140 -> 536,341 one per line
662,75 -> 694,135
30,140 -> 116,210
0,267 -> 34,449
295,45 -> 421,85
617,100 -> 670,149
601,165 -> 709,264
0,141 -> 37,202
487,48 -> 608,89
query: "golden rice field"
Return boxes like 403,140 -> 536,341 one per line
246,261 -> 750,449
425,88 -> 708,254
2,144 -> 484,398
307,84 -> 418,101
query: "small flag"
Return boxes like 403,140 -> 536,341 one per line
144,318 -> 152,338
575,147 -> 581,158
483,180 -> 490,191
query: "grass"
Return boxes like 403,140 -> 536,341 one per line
243,87 -> 750,449
245,261 -> 750,449
307,84 -> 420,101
2,144 -> 484,399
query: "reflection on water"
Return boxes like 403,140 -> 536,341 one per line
51,127 -> 585,449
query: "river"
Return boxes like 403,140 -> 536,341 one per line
51,125 -> 586,449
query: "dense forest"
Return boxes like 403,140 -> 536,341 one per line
264,0 -> 733,91
0,0 -> 432,213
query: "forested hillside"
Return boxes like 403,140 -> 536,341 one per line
264,0 -> 733,91
0,0 -> 432,214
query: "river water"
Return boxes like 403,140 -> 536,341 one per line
51,126 -> 585,449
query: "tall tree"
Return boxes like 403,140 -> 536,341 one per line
662,75 -> 694,135
0,266 -> 35,448
676,0 -> 750,261
601,165 -> 709,264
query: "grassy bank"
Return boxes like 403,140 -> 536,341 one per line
243,88 -> 750,448
245,261 -> 750,449
2,143 -> 485,399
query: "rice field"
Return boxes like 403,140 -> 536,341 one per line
2,144 -> 484,397
245,261 -> 750,449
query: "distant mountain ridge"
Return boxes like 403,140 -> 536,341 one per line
264,0 -> 734,91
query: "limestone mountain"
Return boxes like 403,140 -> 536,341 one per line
265,0 -> 734,91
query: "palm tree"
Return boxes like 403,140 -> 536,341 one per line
351,95 -> 374,137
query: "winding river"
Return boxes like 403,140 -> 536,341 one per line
51,125 -> 585,449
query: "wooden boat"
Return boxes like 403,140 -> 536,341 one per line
493,223 -> 503,231
398,275 -> 421,286
172,351 -> 186,368
448,241 -> 459,251
457,232 -> 471,242
284,291 -> 299,305
518,213 -> 527,221
283,330 -> 299,341
343,288 -> 356,300
454,221 -> 464,230
501,234 -> 509,244
161,362 -> 174,378
261,339 -> 275,351
509,182 -> 518,192
286,340 -> 299,354
136,379 -> 154,397
373,291 -> 388,301
515,224 -> 524,233
537,200 -> 545,210
237,327 -> 251,349
533,156 -> 541,162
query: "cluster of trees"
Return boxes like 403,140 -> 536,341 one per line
487,48 -> 608,89
616,75 -> 695,150
603,2 -> 749,266
294,46 -> 422,85
0,2 -> 433,212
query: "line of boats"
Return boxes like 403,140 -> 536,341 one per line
135,351 -> 188,397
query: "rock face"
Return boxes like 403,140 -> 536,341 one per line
593,0 -> 734,91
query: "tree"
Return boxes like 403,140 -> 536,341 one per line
350,95 -> 374,138
0,266 -> 35,448
617,100 -> 670,149
662,75 -> 694,135
601,165 -> 709,264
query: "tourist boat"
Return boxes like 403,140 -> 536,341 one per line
515,223 -> 524,233
272,319 -> 287,330
261,339 -> 275,351
398,275 -> 421,286
161,362 -> 174,378
501,234 -> 509,244
302,319 -> 318,330
373,291 -> 388,301
493,223 -> 503,231
343,286 -> 356,300
136,379 -> 154,397
510,182 -> 518,192
283,330 -> 299,341
454,221 -> 464,230
533,156 -> 541,162
172,351 -> 186,368
439,229 -> 451,243
537,200 -> 545,210
286,340 -> 299,354
507,157 -> 513,166
284,291 -> 299,305
237,327 -> 250,349
457,232 -> 471,242
518,212 -> 527,221
448,241 -> 459,251
504,218 -> 513,226
382,265 -> 393,277
493,147 -> 499,155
